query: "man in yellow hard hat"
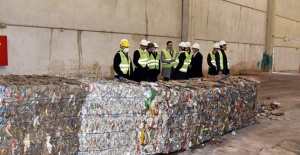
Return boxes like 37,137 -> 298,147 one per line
113,39 -> 133,80
133,39 -> 149,82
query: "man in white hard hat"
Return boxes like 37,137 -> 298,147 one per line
172,42 -> 190,80
207,43 -> 220,75
216,40 -> 230,75
188,43 -> 203,78
186,42 -> 193,78
186,42 -> 192,57
161,41 -> 176,81
114,39 -> 133,80
133,39 -> 149,82
147,43 -> 161,82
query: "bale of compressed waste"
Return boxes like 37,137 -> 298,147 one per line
77,76 -> 260,154
0,75 -> 88,155
0,75 -> 260,155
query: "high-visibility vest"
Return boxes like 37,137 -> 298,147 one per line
114,50 -> 131,76
188,51 -> 193,64
161,49 -> 177,68
174,51 -> 190,73
209,52 -> 217,69
148,53 -> 160,70
218,50 -> 230,70
137,49 -> 148,68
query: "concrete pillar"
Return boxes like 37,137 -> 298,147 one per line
264,0 -> 276,72
181,0 -> 194,42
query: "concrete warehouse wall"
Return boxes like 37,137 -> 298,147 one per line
0,0 -> 182,78
187,0 -> 268,74
0,0 -> 299,77
273,0 -> 300,72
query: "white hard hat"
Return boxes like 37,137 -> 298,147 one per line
186,42 -> 191,48
153,43 -> 158,48
191,43 -> 200,50
178,42 -> 187,48
219,40 -> 227,46
140,39 -> 148,46
120,39 -> 128,45
213,43 -> 220,49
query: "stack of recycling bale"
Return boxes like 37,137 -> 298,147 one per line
77,79 -> 153,155
77,76 -> 259,154
136,76 -> 260,154
0,75 -> 259,155
0,75 -> 87,155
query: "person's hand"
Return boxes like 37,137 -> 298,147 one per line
218,71 -> 222,75
189,65 -> 192,69
170,58 -> 175,62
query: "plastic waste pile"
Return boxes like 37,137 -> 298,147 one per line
135,76 -> 260,154
0,75 -> 88,155
0,75 -> 260,155
258,101 -> 285,119
77,78 -> 153,155
77,76 -> 260,154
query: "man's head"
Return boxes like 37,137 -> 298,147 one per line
140,39 -> 148,50
186,42 -> 191,52
213,43 -> 220,53
166,41 -> 173,50
153,43 -> 159,52
146,43 -> 155,52
191,43 -> 200,53
120,39 -> 130,53
178,42 -> 187,51
219,40 -> 227,50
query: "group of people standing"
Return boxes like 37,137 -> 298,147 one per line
113,39 -> 230,82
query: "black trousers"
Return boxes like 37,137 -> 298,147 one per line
173,70 -> 187,80
133,68 -> 148,82
208,68 -> 217,75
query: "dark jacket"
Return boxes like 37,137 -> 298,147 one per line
189,52 -> 203,78
172,51 -> 188,80
148,52 -> 161,76
207,52 -> 217,75
133,50 -> 148,82
216,50 -> 230,75
113,51 -> 133,80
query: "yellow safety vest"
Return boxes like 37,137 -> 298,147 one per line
114,50 -> 131,76
218,50 -> 230,70
162,49 -> 177,68
209,52 -> 217,68
148,53 -> 160,70
174,51 -> 190,73
137,49 -> 149,68
188,51 -> 193,64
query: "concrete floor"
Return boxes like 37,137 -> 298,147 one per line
176,73 -> 300,155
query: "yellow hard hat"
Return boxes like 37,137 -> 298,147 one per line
120,39 -> 130,47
